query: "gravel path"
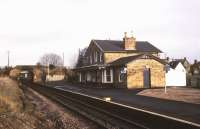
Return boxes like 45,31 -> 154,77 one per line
138,87 -> 200,104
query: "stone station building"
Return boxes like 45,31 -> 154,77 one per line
75,33 -> 166,89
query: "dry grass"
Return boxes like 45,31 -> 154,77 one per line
25,87 -> 100,129
9,68 -> 21,79
0,77 -> 24,112
0,77 -> 100,129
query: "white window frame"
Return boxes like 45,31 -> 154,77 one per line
103,68 -> 113,83
95,51 -> 98,63
119,67 -> 127,82
86,72 -> 92,82
79,73 -> 82,82
93,52 -> 95,63
100,52 -> 102,62
90,55 -> 92,64
102,70 -> 104,83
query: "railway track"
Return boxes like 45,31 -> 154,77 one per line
25,82 -> 200,129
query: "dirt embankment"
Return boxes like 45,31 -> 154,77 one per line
0,77 -> 100,129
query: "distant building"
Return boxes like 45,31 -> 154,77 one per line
12,65 -> 35,81
190,60 -> 200,75
46,67 -> 66,81
189,60 -> 200,87
166,60 -> 186,86
75,32 -> 166,89
15,65 -> 35,71
165,57 -> 190,73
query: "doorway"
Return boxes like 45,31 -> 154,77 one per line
143,68 -> 151,88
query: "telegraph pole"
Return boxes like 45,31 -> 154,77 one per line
47,62 -> 50,81
7,51 -> 10,67
62,52 -> 64,66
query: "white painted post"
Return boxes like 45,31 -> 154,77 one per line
164,64 -> 170,94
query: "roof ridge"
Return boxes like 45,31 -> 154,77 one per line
93,39 -> 149,42
93,39 -> 122,41
91,39 -> 162,53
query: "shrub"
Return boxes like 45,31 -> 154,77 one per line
9,68 -> 21,79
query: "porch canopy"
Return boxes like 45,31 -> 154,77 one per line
74,64 -> 108,72
75,54 -> 166,71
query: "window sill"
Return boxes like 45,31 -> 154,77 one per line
103,82 -> 113,83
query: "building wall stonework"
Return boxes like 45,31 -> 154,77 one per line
127,68 -> 144,88
127,59 -> 165,89
104,52 -> 159,64
150,68 -> 165,87
104,53 -> 137,63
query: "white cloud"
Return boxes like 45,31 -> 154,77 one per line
0,0 -> 199,66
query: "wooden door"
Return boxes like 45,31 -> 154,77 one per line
143,68 -> 151,88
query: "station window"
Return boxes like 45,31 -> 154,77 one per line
119,67 -> 127,82
100,52 -> 103,62
79,73 -> 82,82
103,68 -> 113,83
95,51 -> 98,63
90,55 -> 92,64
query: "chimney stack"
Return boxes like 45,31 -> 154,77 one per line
194,59 -> 198,64
123,32 -> 136,50
166,57 -> 170,62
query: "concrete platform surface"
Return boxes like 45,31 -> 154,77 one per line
54,84 -> 200,124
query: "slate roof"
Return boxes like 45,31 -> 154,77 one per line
15,65 -> 36,71
109,54 -> 166,66
169,61 -> 180,69
169,59 -> 189,69
93,40 -> 162,53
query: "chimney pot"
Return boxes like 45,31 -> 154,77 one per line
194,59 -> 198,64
166,57 -> 169,61
123,32 -> 136,50
124,32 -> 127,38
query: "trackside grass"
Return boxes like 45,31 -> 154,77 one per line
0,77 -> 24,112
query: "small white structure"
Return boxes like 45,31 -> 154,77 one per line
46,75 -> 65,81
166,61 -> 186,86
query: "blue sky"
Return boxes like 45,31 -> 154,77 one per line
0,0 -> 199,67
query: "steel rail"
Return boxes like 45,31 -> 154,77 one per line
28,83 -> 144,129
25,82 -> 200,129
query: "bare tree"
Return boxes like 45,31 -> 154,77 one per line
76,47 -> 87,68
39,53 -> 63,66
